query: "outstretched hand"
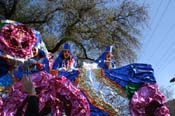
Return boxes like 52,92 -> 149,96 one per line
22,76 -> 36,96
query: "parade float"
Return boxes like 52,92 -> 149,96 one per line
0,20 -> 169,116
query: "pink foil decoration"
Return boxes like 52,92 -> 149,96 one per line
154,105 -> 170,116
0,71 -> 90,116
129,84 -> 170,116
0,24 -> 37,59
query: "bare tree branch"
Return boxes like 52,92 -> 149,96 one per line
76,43 -> 95,61
22,6 -> 64,24
0,1 -> 6,9
48,37 -> 68,53
7,0 -> 18,18
48,36 -> 94,61
1,0 -> 148,65
21,20 -> 46,24
0,0 -> 18,19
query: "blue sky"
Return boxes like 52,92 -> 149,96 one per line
137,0 -> 175,95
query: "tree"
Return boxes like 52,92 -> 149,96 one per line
0,0 -> 148,65
0,1 -> 149,115
165,99 -> 175,116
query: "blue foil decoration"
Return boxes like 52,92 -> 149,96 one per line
0,73 -> 13,87
89,103 -> 109,116
104,63 -> 156,88
58,70 -> 79,83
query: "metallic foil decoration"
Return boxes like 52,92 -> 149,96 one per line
78,67 -> 129,116
129,84 -> 170,116
0,73 -> 13,87
0,24 -> 37,59
0,71 -> 90,116
0,19 -> 48,61
104,63 -> 156,88
125,83 -> 142,99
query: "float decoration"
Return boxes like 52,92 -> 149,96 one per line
129,84 -> 169,116
0,24 -> 37,59
0,71 -> 90,116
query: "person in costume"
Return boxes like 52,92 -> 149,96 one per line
95,46 -> 116,69
52,43 -> 76,71
0,20 -> 37,94
28,47 -> 49,73
14,47 -> 49,79
52,44 -> 109,116
33,30 -> 48,56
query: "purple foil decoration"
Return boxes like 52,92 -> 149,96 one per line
0,97 -> 3,116
0,24 -> 37,59
129,84 -> 170,116
0,71 -> 90,116
154,105 -> 170,116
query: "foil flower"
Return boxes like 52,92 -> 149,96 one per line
0,24 -> 37,59
0,71 -> 90,116
129,84 -> 170,116
154,105 -> 170,116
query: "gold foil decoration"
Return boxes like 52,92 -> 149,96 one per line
77,68 -> 129,116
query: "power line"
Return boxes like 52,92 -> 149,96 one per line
156,41 -> 175,65
147,24 -> 175,61
172,0 -> 175,7
144,0 -> 171,54
146,0 -> 171,43
139,0 -> 164,59
154,38 -> 175,68
144,0 -> 163,38
159,53 -> 175,74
